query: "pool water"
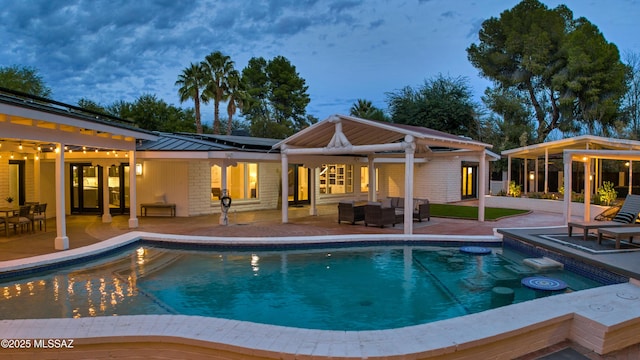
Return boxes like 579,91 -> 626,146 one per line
0,245 -> 602,330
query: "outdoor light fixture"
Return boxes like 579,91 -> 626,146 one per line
529,171 -> 535,180
135,163 -> 143,176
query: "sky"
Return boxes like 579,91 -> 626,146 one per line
1,0 -> 639,126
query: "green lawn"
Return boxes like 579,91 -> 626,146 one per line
429,203 -> 529,221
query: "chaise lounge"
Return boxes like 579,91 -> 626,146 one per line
567,194 -> 640,240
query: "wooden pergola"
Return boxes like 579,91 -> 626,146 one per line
273,114 -> 494,234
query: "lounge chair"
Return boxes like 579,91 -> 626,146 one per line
568,194 -> 640,240
338,201 -> 365,224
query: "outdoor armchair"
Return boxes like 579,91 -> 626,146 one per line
364,203 -> 397,228
338,201 -> 365,224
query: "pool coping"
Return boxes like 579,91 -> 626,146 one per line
1,231 -> 640,358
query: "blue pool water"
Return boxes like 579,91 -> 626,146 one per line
0,244 -> 602,330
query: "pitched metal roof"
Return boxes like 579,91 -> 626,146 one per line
137,132 -> 279,152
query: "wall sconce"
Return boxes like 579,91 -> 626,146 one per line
135,163 -> 143,176
529,171 -> 535,180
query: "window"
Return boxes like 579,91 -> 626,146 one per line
319,164 -> 353,194
211,163 -> 258,200
360,166 -> 379,192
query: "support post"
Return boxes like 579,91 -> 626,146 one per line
309,167 -> 317,216
563,152 -> 572,223
128,151 -> 138,228
281,152 -> 289,223
102,164 -> 112,223
403,136 -> 415,235
368,157 -> 376,202
55,143 -> 69,250
478,150 -> 486,222
584,158 -> 591,221
544,149 -> 549,193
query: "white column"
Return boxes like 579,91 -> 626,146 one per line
629,160 -> 633,195
563,152 -> 572,223
101,164 -> 112,223
33,156 -> 41,202
507,155 -> 512,194
128,150 -> 138,228
309,167 -> 317,216
55,143 -> 69,250
544,149 -> 549,193
523,158 -> 528,194
368,157 -> 376,202
478,150 -> 487,222
403,136 -> 415,235
281,152 -> 289,223
534,158 -> 539,192
584,158 -> 591,221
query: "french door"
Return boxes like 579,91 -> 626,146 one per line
288,164 -> 310,205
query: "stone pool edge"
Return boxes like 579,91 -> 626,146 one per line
0,232 -> 639,359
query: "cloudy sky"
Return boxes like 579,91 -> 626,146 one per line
1,0 -> 639,125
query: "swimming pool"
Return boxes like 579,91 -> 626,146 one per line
0,243 -> 603,330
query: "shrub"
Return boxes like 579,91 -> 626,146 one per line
508,181 -> 521,197
597,181 -> 617,206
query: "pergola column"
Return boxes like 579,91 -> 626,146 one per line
544,149 -> 549,193
368,157 -> 376,202
55,143 -> 69,250
563,152 -> 572,223
403,136 -> 415,235
507,155 -> 512,194
101,162 -> 113,223
629,160 -> 633,195
281,150 -> 289,223
309,167 -> 317,216
478,150 -> 486,222
584,158 -> 591,221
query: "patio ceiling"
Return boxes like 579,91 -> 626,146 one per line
273,114 -> 492,154
0,88 -> 157,152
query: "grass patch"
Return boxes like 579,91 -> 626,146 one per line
429,204 -> 529,221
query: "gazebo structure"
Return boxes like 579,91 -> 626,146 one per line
273,114 -> 495,234
502,135 -> 640,222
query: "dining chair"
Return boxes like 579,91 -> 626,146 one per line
30,203 -> 47,231
8,205 -> 32,234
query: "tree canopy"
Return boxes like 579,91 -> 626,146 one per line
467,0 -> 628,143
386,74 -> 479,138
241,56 -> 313,139
0,65 -> 52,98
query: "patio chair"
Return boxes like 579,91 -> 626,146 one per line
568,194 -> 640,240
338,201 -> 365,224
29,203 -> 47,231
364,203 -> 397,228
8,205 -> 33,234
413,199 -> 431,222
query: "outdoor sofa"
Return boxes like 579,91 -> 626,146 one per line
385,197 -> 431,222
364,203 -> 399,228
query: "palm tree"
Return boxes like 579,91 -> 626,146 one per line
350,99 -> 388,121
225,70 -> 245,135
175,63 -> 206,134
202,51 -> 235,134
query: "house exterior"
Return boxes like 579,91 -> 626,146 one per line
1,88 -> 496,246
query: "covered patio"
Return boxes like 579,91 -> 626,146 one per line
0,88 -> 157,249
273,114 -> 496,234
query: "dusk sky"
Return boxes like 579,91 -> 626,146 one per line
1,0 -> 639,125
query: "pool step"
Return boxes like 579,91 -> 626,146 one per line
523,257 -> 564,271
